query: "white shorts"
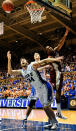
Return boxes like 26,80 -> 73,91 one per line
29,81 -> 53,106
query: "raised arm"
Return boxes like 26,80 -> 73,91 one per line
32,56 -> 64,70
7,51 -> 21,76
54,28 -> 69,52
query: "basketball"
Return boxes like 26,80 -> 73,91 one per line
2,0 -> 14,13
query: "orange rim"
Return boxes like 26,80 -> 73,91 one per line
26,6 -> 45,11
26,0 -> 36,5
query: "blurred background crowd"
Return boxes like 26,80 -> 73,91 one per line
0,54 -> 76,100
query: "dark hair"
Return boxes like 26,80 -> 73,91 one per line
46,46 -> 55,56
20,57 -> 26,63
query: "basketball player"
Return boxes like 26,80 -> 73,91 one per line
7,51 -> 63,129
24,52 -> 47,122
34,52 -> 46,80
46,28 -> 69,119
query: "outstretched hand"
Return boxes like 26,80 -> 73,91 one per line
7,51 -> 11,60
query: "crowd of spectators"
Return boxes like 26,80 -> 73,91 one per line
61,55 -> 76,72
0,78 -> 31,99
0,71 -> 76,99
0,54 -> 76,99
61,72 -> 76,98
61,55 -> 76,98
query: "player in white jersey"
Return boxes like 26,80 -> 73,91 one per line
24,52 -> 47,121
34,52 -> 46,80
7,51 -> 63,130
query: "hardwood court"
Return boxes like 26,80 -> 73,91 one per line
0,108 -> 76,131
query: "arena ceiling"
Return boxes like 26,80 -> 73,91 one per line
0,0 -> 76,60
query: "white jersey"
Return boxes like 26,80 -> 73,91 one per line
20,62 -> 53,106
21,63 -> 46,91
32,61 -> 46,80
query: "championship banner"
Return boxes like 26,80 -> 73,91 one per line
0,98 -> 57,108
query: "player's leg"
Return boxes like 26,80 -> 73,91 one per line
56,74 -> 67,119
24,99 -> 36,121
23,99 -> 36,128
40,82 -> 58,129
43,105 -> 58,129
56,88 -> 62,115
24,86 -> 37,121
56,90 -> 67,119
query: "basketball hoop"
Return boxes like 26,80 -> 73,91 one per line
25,0 -> 45,24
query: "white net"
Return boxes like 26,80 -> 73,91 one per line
25,0 -> 45,24
26,7 -> 45,24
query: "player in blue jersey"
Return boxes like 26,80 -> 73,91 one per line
7,51 -> 63,129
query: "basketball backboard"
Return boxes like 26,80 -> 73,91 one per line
34,0 -> 72,18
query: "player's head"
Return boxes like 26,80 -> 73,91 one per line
20,58 -> 28,68
46,46 -> 54,56
34,53 -> 40,61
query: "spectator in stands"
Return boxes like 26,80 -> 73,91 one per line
65,64 -> 70,72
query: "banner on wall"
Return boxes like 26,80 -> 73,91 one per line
0,97 -> 57,108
